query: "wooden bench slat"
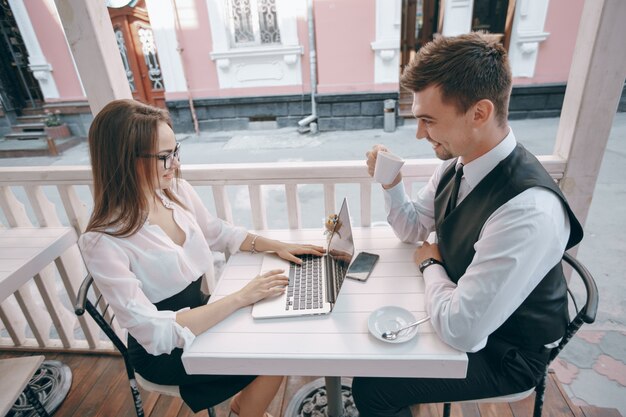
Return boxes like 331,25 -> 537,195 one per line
0,355 -> 44,416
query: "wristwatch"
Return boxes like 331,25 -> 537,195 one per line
419,258 -> 444,273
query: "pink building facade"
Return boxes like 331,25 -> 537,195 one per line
1,0 -> 621,135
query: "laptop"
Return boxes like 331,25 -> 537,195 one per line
251,198 -> 355,319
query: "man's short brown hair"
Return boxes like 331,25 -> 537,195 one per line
401,32 -> 512,126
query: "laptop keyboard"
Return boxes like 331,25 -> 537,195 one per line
286,254 -> 324,310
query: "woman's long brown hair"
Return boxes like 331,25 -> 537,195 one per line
86,99 -> 184,237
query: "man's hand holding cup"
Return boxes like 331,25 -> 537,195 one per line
366,145 -> 405,189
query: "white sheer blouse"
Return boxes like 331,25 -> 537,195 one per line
79,179 -> 248,355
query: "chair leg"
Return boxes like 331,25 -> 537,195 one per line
533,371 -> 548,417
443,402 -> 451,417
129,378 -> 145,417
209,406 -> 216,417
23,384 -> 50,417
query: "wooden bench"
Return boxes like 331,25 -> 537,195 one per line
0,355 -> 48,417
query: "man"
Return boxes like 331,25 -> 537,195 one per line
352,32 -> 583,417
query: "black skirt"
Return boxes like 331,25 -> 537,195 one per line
128,277 -> 256,413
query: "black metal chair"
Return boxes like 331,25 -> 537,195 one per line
75,274 -> 215,417
442,252 -> 599,417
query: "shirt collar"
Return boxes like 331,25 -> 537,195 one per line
461,128 -> 516,189
155,189 -> 174,209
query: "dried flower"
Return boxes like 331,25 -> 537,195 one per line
324,213 -> 342,240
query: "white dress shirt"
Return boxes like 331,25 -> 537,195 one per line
384,130 -> 571,352
79,179 -> 248,356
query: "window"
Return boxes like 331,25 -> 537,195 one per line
471,0 -> 509,35
114,28 -> 136,92
227,0 -> 281,47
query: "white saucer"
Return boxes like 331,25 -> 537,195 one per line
368,306 -> 419,344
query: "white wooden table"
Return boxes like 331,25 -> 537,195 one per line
0,227 -> 78,302
182,227 -> 467,416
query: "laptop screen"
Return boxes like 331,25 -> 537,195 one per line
327,199 -> 355,302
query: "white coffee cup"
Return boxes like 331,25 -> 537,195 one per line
374,150 -> 405,184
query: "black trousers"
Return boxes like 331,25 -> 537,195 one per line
352,339 -> 550,417
128,278 -> 256,413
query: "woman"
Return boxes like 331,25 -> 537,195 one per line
79,99 -> 325,416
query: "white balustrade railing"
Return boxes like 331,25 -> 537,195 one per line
0,156 -> 566,352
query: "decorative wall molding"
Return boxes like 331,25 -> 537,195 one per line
8,0 -> 59,98
29,63 -> 54,81
371,0 -> 401,84
509,0 -> 551,77
205,0 -> 303,89
211,45 -> 303,60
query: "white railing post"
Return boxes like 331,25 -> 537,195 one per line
360,183 -> 372,227
323,184 -> 336,217
25,185 -> 99,348
285,184 -> 301,229
212,185 -> 234,223
26,186 -> 89,347
248,185 -> 267,230
58,185 -> 90,234
0,186 -> 53,347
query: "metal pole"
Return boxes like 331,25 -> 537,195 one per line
325,376 -> 343,417
298,0 -> 318,132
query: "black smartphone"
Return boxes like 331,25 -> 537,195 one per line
346,252 -> 380,281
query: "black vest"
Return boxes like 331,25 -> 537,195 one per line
434,144 -> 583,351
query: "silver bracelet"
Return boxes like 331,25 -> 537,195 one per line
250,235 -> 259,254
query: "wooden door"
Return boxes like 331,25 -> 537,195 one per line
108,1 -> 165,108
400,0 -> 440,69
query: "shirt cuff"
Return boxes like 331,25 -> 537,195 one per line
227,226 -> 249,255
421,263 -> 448,282
383,180 -> 408,208
178,324 -> 197,351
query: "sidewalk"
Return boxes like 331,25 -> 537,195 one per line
1,113 -> 625,415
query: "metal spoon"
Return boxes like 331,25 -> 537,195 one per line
381,316 -> 430,340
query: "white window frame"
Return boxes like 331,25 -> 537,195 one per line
206,0 -> 303,89
226,0 -> 281,48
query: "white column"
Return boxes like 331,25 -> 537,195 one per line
441,0 -> 473,36
7,0 -> 59,99
53,0 -> 131,115
508,0 -> 550,78
554,0 -> 626,227
370,0 -> 401,84
144,0 -> 187,93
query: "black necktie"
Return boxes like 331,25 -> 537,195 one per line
448,164 -> 464,212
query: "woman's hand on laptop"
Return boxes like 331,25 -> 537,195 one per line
274,242 -> 326,264
237,269 -> 290,304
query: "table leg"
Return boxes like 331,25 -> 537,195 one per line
325,376 -> 343,417
284,377 -> 357,417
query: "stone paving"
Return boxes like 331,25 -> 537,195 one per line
552,330 -> 626,413
1,113 -> 625,415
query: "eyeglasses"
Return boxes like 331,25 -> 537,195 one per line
141,142 -> 181,169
